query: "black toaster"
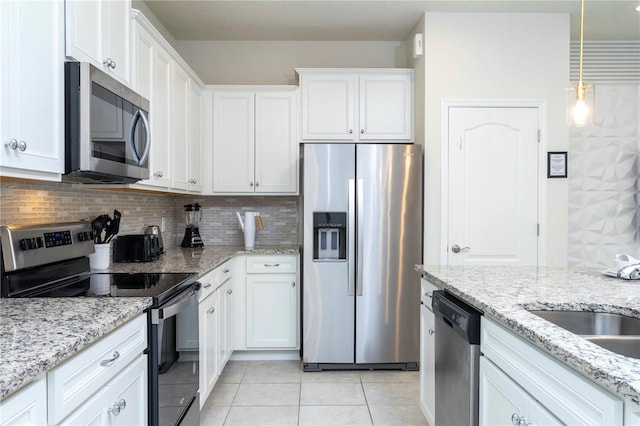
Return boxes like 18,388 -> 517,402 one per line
113,234 -> 161,262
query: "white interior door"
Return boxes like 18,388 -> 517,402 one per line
447,107 -> 540,266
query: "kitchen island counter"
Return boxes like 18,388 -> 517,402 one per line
107,245 -> 299,275
416,265 -> 640,406
0,297 -> 151,401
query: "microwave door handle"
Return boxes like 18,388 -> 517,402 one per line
129,110 -> 150,166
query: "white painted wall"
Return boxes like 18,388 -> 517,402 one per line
172,40 -> 407,84
422,12 -> 570,266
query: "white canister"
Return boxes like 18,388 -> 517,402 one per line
243,212 -> 257,250
89,243 -> 111,270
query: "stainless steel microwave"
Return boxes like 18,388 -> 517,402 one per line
63,62 -> 150,183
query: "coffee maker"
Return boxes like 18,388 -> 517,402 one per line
181,203 -> 204,248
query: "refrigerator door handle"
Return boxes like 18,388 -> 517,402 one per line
348,178 -> 356,296
356,178 -> 364,296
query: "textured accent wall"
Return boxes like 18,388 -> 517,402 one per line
0,180 -> 299,249
173,196 -> 299,248
568,84 -> 640,268
0,180 -> 181,247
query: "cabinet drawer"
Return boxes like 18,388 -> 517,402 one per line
481,318 -> 623,425
246,255 -> 297,274
199,260 -> 233,301
47,314 -> 147,424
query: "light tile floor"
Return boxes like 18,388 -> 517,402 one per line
200,360 -> 428,425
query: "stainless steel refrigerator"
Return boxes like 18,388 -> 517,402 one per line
302,143 -> 423,370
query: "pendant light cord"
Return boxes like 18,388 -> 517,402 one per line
578,0 -> 585,85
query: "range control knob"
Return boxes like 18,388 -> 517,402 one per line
19,238 -> 42,250
78,232 -> 86,242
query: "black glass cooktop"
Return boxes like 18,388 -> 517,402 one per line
7,272 -> 199,306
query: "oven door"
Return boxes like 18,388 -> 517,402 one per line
149,284 -> 200,426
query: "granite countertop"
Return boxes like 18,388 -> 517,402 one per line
106,245 -> 300,275
416,265 -> 640,406
0,245 -> 299,401
0,297 -> 151,401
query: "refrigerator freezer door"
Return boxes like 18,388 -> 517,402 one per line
355,144 -> 422,364
303,144 -> 356,364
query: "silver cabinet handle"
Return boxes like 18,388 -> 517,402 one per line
203,283 -> 212,288
5,139 -> 18,150
227,289 -> 233,295
110,399 -> 126,416
264,263 -> 280,267
451,244 -> 471,254
100,351 -> 120,366
17,141 -> 26,151
223,269 -> 230,274
428,329 -> 435,335
207,307 -> 215,314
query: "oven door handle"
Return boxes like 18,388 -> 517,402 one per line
151,286 -> 198,324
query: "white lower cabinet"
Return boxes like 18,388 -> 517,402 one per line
246,274 -> 297,348
0,378 -> 47,426
58,356 -> 147,426
218,277 -> 234,370
418,278 -> 438,426
480,357 -> 560,426
199,287 -> 219,409
481,317 -> 624,425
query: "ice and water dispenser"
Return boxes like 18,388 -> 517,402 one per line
312,212 -> 347,261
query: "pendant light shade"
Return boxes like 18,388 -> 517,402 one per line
567,0 -> 594,127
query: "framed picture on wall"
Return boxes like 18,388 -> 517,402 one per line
547,152 -> 568,178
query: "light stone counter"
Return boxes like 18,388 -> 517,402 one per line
0,297 -> 151,401
416,265 -> 640,406
106,245 -> 300,275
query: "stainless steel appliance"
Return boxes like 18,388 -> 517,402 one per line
0,222 -> 200,426
64,62 -> 150,183
113,234 -> 162,262
146,225 -> 165,253
302,143 -> 422,370
181,204 -> 204,248
432,290 -> 481,426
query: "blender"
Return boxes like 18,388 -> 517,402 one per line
181,203 -> 204,247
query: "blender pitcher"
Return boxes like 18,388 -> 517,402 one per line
181,203 -> 204,247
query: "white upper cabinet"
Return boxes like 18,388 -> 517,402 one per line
171,64 -> 190,191
297,69 -> 414,142
65,0 -> 130,84
212,88 -> 298,195
0,0 -> 64,181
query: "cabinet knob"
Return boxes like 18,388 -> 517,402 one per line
227,289 -> 233,295
428,329 -> 434,335
103,58 -> 116,69
292,282 -> 296,287
203,283 -> 212,288
17,140 -> 27,151
249,181 -> 254,187
207,307 -> 215,315
5,139 -> 18,150
100,351 -> 120,366
511,414 -> 529,426
255,181 -> 259,187
349,129 -> 353,134
154,171 -> 163,178
360,129 -> 364,134
110,399 -> 126,416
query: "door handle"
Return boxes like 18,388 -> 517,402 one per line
348,178 -> 355,296
356,179 -> 364,296
451,244 -> 470,254
129,109 -> 150,166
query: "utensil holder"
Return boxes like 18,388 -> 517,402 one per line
89,243 -> 111,270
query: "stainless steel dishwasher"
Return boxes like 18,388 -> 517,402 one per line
432,290 -> 482,426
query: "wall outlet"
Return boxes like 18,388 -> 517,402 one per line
161,217 -> 166,232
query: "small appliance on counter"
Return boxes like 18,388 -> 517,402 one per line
145,225 -> 164,253
113,234 -> 161,262
181,203 -> 204,248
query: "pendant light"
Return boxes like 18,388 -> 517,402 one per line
567,0 -> 594,126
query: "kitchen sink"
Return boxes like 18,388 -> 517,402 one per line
584,336 -> 640,359
528,310 -> 640,336
528,310 -> 640,359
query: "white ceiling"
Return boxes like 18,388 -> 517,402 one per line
143,0 -> 640,42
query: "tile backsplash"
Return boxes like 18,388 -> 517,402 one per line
0,180 -> 299,248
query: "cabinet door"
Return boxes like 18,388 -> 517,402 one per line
188,81 -> 203,192
199,291 -> 219,408
131,20 -> 153,101
0,378 -> 47,426
359,74 -> 412,141
148,46 -> 173,187
300,74 -> 356,140
1,0 -> 64,177
103,0 -> 129,84
171,64 -> 190,190
255,91 -> 298,193
218,278 -> 234,371
246,274 -> 297,348
419,303 -> 436,426
212,92 -> 255,192
65,0 -> 103,67
480,357 -> 560,426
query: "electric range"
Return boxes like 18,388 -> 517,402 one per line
0,222 -> 201,426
